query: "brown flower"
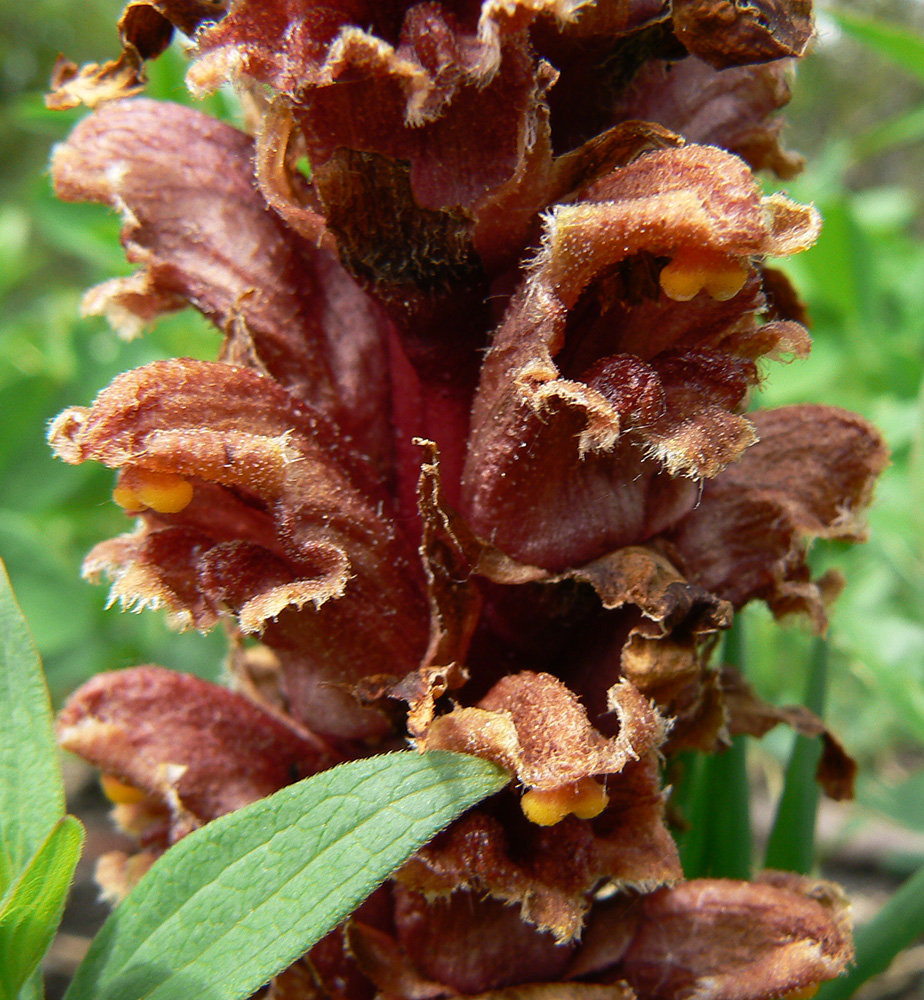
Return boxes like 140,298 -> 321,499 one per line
49,0 -> 885,996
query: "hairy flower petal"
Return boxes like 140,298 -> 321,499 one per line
668,405 -> 889,628
49,358 -> 430,737
463,144 -> 819,569
622,874 -> 853,1000
51,98 -> 392,465
57,666 -> 330,829
419,671 -> 665,790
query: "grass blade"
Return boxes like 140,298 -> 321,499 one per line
764,638 -> 828,874
678,738 -> 752,880
64,751 -> 509,1000
828,9 -> 924,85
678,619 -> 752,880
855,105 -> 924,159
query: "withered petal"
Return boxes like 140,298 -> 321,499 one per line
558,547 -> 730,744
46,52 -> 147,111
51,99 -> 392,459
722,667 -> 856,800
45,1 -> 183,111
57,666 -> 331,826
668,404 -> 889,628
621,875 -> 853,1000
672,0 -> 814,69
463,144 -> 819,569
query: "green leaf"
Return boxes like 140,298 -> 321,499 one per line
0,815 -> 84,1000
0,558 -> 66,891
828,9 -> 924,86
65,750 -> 509,1000
763,638 -> 828,874
816,862 -> 924,1000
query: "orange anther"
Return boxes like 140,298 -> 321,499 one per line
520,776 -> 609,826
100,773 -> 148,805
780,986 -> 820,1000
113,468 -> 194,514
659,248 -> 748,302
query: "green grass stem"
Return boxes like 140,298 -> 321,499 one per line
764,638 -> 828,874
678,619 -> 752,880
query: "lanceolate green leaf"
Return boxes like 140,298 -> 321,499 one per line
0,815 -> 84,1000
65,751 -> 509,1000
0,558 -> 66,891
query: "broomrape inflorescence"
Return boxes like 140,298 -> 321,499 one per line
47,1 -> 888,997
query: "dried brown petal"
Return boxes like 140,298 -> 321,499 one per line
46,0 -> 228,109
559,547 -> 731,747
57,667 -> 330,830
49,359 -> 430,737
672,0 -> 814,69
668,405 -> 889,629
723,667 -> 856,800
622,875 -> 853,1000
51,99 -> 391,463
419,671 -> 665,791
46,52 -> 147,111
463,144 -> 818,569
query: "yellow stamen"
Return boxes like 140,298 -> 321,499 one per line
100,773 -> 148,805
113,468 -> 194,514
111,482 -> 146,513
780,987 -> 820,1000
659,249 -> 748,302
520,777 -> 609,826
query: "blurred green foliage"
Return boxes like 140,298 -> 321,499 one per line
1,0 -> 922,841
743,2 -> 924,843
0,7 -> 232,701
